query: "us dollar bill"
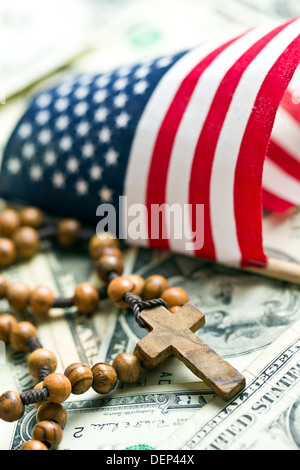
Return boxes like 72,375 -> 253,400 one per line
0,208 -> 299,449
98,223 -> 300,387
0,0 -> 144,100
215,0 -> 300,19
8,382 -> 213,450
158,317 -> 300,450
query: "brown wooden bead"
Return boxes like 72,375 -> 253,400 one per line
20,207 -> 43,229
0,391 -> 25,422
64,363 -> 93,395
32,420 -> 63,450
107,276 -> 135,308
0,313 -> 18,343
91,363 -> 117,394
21,440 -> 49,451
95,255 -> 124,282
112,353 -> 141,384
92,246 -> 123,266
43,373 -> 72,404
9,321 -> 38,352
88,232 -> 119,258
7,281 -> 31,311
27,348 -> 57,379
169,306 -> 181,314
142,275 -> 169,300
0,274 -> 9,300
128,274 -> 145,297
29,285 -> 55,315
12,226 -> 40,259
0,238 -> 17,267
57,219 -> 81,246
37,402 -> 67,429
0,208 -> 21,237
73,283 -> 100,314
161,287 -> 189,307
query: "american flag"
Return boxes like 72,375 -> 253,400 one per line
1,18 -> 300,269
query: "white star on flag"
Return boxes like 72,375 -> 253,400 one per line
52,172 -> 65,188
99,186 -> 113,202
105,148 -> 119,166
82,142 -> 95,158
133,80 -> 149,95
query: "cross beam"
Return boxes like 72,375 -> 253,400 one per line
134,302 -> 246,401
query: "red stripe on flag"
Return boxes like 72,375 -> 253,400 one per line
145,36 -> 242,250
190,22 -> 293,263
262,188 -> 294,212
234,29 -> 300,268
280,88 -> 300,123
267,140 -> 300,181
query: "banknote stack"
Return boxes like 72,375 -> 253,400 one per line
0,0 -> 300,451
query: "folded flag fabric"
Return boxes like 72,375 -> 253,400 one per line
1,18 -> 300,269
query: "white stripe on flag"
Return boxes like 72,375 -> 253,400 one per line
210,19 -> 300,265
263,159 -> 300,205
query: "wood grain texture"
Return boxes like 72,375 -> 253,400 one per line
135,302 -> 245,401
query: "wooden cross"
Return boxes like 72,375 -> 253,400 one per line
134,302 -> 246,401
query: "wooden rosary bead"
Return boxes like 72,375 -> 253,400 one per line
95,254 -> 124,282
27,348 -> 57,379
43,373 -> 72,404
0,391 -> 25,422
64,363 -> 93,395
0,208 -> 21,237
12,226 -> 40,260
7,281 -> 31,311
9,321 -> 38,352
107,276 -> 135,308
32,420 -> 63,450
73,283 -> 100,314
128,274 -> 145,297
95,246 -> 123,261
88,232 -> 119,259
20,207 -> 43,229
0,274 -> 9,300
112,353 -> 141,384
36,402 -> 67,429
169,306 -> 181,314
0,238 -> 17,268
29,285 -> 55,315
161,286 -> 189,308
21,440 -> 49,451
57,218 -> 81,246
0,313 -> 18,343
91,363 -> 117,394
142,275 -> 169,300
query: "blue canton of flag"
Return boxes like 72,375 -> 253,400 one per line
0,53 -> 183,226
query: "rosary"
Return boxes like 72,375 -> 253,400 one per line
0,206 -> 246,450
